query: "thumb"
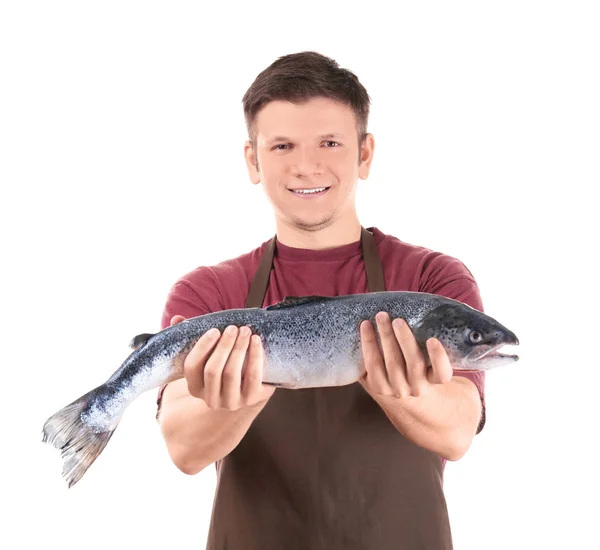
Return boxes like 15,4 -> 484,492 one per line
170,315 -> 186,326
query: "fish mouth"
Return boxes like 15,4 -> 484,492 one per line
467,342 -> 520,365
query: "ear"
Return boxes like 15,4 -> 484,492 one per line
244,140 -> 261,185
358,133 -> 375,180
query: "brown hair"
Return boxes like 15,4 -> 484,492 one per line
242,51 -> 371,150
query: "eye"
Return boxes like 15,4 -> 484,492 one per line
469,331 -> 483,344
272,144 -> 290,151
323,141 -> 340,147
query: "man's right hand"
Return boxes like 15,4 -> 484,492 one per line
170,316 -> 276,410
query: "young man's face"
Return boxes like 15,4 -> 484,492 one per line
244,97 -> 374,233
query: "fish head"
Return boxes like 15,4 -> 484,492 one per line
412,302 -> 519,371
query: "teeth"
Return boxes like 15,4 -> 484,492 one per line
293,187 -> 327,194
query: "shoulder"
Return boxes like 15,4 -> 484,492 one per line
371,227 -> 483,311
160,237 -> 272,328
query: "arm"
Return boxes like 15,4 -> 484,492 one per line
359,315 -> 481,460
360,261 -> 486,460
159,384 -> 266,475
156,274 -> 275,474
158,318 -> 275,474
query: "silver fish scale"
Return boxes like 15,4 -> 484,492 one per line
254,292 -> 452,388
111,292 -> 464,393
260,299 -> 361,387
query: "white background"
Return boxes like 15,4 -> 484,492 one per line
1,1 -> 598,549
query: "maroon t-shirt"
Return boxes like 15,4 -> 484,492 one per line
158,226 -> 485,548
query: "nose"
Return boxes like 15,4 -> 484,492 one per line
292,147 -> 324,177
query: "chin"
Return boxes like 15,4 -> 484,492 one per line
290,215 -> 335,232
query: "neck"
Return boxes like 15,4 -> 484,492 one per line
275,214 -> 362,250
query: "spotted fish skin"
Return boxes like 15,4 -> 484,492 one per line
42,291 -> 519,487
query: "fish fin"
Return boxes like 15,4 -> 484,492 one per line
129,332 -> 156,350
42,391 -> 117,488
266,295 -> 335,310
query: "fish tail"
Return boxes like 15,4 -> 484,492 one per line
42,390 -> 117,488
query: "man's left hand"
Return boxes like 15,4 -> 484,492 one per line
359,311 -> 453,398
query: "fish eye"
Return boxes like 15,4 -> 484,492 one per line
469,331 -> 483,344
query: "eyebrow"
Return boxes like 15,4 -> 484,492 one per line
267,132 -> 345,143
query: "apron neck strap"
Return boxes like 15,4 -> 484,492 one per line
360,226 -> 386,293
244,226 -> 385,309
245,235 -> 276,309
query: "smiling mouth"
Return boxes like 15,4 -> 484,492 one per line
289,187 -> 331,195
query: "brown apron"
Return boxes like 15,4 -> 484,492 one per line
206,227 -> 452,549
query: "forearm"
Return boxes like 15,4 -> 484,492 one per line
366,376 -> 482,460
158,379 -> 268,474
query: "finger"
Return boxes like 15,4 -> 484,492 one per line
392,318 -> 429,395
242,334 -> 265,400
204,325 -> 239,407
170,315 -> 186,326
221,326 -> 251,409
183,327 -> 220,397
360,319 -> 390,394
376,312 -> 409,397
426,338 -> 453,384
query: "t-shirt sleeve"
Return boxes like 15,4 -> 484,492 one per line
155,270 -> 223,419
160,279 -> 215,330
419,254 -> 487,434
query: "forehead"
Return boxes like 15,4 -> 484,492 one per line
254,97 -> 357,142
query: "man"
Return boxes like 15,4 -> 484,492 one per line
157,51 -> 485,549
